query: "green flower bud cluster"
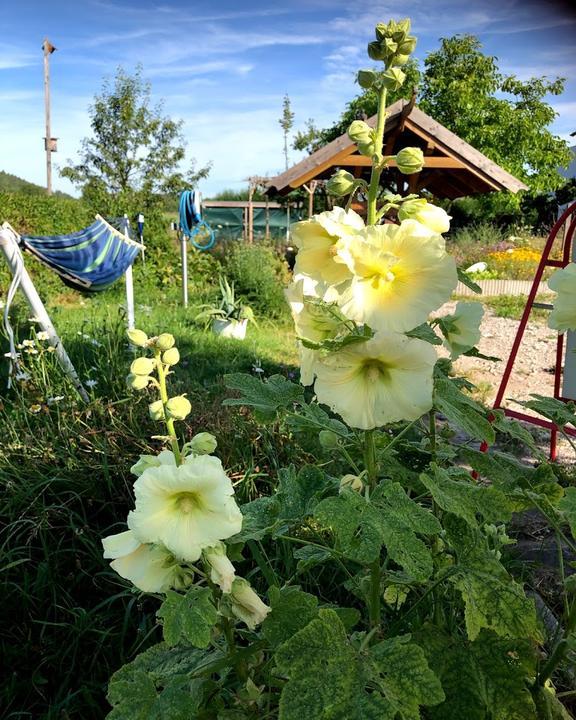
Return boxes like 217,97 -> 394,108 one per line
326,170 -> 368,199
125,328 -> 192,424
348,120 -> 376,157
367,18 -> 416,67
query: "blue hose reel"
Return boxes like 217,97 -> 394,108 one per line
178,190 -> 215,251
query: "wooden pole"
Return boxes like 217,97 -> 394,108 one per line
42,38 -> 56,196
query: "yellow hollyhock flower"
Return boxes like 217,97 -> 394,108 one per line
548,263 -> 576,333
336,219 -> 457,333
102,529 -> 192,592
441,301 -> 484,358
292,207 -> 364,285
127,455 -> 242,562
313,331 -> 436,429
230,578 -> 271,629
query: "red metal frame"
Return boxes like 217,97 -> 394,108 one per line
481,201 -> 576,460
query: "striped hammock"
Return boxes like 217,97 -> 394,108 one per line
20,214 -> 143,292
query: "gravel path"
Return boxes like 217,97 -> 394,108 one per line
435,301 -> 575,464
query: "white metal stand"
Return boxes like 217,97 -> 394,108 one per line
0,224 -> 89,401
122,215 -> 136,329
181,235 -> 188,308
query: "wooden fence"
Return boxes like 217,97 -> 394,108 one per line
455,279 -> 549,297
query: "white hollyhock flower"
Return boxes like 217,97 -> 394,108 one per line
102,529 -> 191,593
313,331 -> 436,430
548,263 -> 576,333
230,578 -> 271,629
335,220 -> 457,333
202,541 -> 236,593
292,207 -> 364,286
130,449 -> 203,478
441,302 -> 484,358
127,455 -> 242,562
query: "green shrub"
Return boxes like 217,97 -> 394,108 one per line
222,241 -> 290,319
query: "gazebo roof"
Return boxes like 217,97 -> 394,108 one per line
266,99 -> 527,199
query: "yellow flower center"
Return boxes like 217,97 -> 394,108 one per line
174,492 -> 203,514
361,359 -> 390,383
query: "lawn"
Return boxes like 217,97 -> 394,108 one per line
0,285 -> 301,719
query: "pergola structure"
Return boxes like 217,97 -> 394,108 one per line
266,99 -> 527,208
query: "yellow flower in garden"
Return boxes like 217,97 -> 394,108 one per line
548,263 -> 576,333
313,331 -> 436,429
441,301 -> 484,358
102,529 -> 192,593
230,578 -> 271,629
285,278 -> 347,385
292,207 -> 364,285
127,455 -> 243,562
336,220 -> 457,333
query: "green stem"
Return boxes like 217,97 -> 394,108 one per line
155,350 -> 182,465
535,596 -> 576,688
369,560 -> 382,632
428,411 -> 437,461
364,429 -> 378,490
366,86 -> 388,225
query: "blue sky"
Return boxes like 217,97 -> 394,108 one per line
1,0 -> 575,198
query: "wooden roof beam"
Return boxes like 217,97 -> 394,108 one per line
337,156 -> 467,169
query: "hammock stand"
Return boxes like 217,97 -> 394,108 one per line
0,215 -> 144,401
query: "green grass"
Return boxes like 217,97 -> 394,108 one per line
0,287 -> 302,718
454,293 -> 554,322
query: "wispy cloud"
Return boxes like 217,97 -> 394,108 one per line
0,46 -> 36,70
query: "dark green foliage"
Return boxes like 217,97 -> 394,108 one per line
222,241 -> 291,318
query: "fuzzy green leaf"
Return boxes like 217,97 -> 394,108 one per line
515,394 -> 576,428
369,634 -> 445,720
263,586 -> 319,648
434,375 -> 495,443
491,410 -> 543,457
223,373 -> 304,417
157,588 -> 218,648
274,609 -> 365,720
293,545 -> 332,573
315,484 -> 439,580
405,322 -> 442,345
418,627 -> 538,720
420,464 -> 512,527
457,267 -> 482,294
285,402 -> 350,438
275,465 -> 327,522
232,496 -> 279,542
559,486 -> 576,538
445,516 -> 541,641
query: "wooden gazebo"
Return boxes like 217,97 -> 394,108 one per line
266,99 -> 527,204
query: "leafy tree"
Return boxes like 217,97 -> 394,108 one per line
419,35 -> 571,197
61,66 -> 211,216
293,60 -> 420,154
279,95 -> 295,171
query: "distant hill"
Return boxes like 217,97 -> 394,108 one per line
0,170 -> 73,198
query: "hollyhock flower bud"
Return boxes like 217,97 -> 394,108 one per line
162,347 -> 180,366
319,429 -> 340,449
127,373 -> 150,390
203,542 -> 236,593
230,578 -> 271,629
340,474 -> 364,492
127,328 -> 149,347
131,357 -> 156,376
348,120 -> 375,157
326,170 -> 356,197
189,432 -> 218,455
165,395 -> 192,421
398,199 -> 451,234
149,399 -> 165,420
156,333 -> 175,351
440,302 -> 484,359
395,147 -> 424,174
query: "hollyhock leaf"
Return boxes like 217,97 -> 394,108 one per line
368,634 -> 444,719
457,267 -> 483,294
223,373 -> 305,417
434,374 -> 495,444
263,586 -> 319,647
275,610 -> 365,720
405,322 -> 442,345
157,587 -> 218,648
514,394 -> 576,429
559,486 -> 576,539
420,464 -> 512,528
